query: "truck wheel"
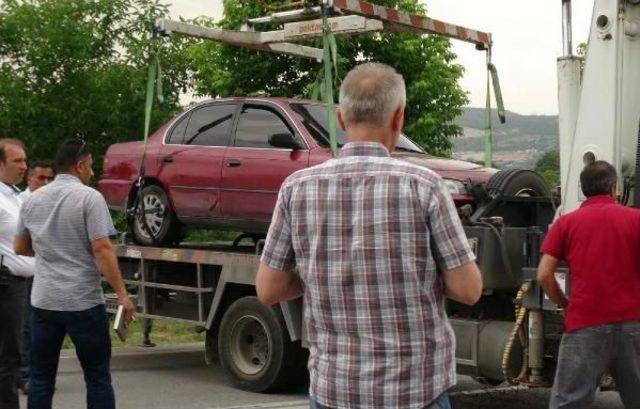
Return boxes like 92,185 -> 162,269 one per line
475,169 -> 555,227
486,169 -> 550,198
130,185 -> 182,246
218,296 -> 307,392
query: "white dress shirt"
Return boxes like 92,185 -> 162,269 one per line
0,182 -> 35,277
17,187 -> 31,202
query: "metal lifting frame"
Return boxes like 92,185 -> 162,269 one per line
154,0 -> 499,163
155,0 -> 492,60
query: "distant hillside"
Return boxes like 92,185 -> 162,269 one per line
453,107 -> 559,169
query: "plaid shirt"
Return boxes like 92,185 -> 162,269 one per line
261,142 -> 475,408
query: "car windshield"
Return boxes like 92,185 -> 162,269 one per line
290,103 -> 425,154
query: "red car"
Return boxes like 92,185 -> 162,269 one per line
99,97 -> 498,245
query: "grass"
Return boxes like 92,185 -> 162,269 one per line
183,228 -> 239,243
110,210 -> 242,244
62,319 -> 205,349
48,212 -> 239,350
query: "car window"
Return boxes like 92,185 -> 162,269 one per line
234,106 -> 294,149
166,113 -> 189,145
290,103 -> 425,154
184,104 -> 235,147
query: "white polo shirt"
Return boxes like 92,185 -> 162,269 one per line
0,182 -> 35,277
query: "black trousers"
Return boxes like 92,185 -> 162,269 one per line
0,277 -> 27,409
20,277 -> 33,386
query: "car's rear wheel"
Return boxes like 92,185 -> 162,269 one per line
218,296 -> 307,392
130,185 -> 182,246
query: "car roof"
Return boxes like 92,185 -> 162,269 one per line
189,96 -> 322,107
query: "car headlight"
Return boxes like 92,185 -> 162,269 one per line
443,179 -> 467,195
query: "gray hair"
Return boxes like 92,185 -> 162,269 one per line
339,62 -> 406,126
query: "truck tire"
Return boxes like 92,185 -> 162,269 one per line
218,296 -> 307,392
486,169 -> 550,198
130,185 -> 182,246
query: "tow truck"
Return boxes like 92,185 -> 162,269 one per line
104,0 -> 640,393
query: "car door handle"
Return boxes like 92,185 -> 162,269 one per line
161,155 -> 174,164
225,159 -> 242,168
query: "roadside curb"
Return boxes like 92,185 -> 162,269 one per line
58,343 -> 206,373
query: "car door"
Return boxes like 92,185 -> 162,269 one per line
221,102 -> 309,231
156,102 -> 236,223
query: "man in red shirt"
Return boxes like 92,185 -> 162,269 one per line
538,160 -> 640,409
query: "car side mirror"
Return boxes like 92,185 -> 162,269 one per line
269,133 -> 302,150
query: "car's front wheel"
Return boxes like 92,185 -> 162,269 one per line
130,184 -> 182,246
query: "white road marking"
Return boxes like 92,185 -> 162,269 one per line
211,400 -> 310,409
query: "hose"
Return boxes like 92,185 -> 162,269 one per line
471,220 -> 515,280
621,177 -> 632,206
502,281 -> 531,385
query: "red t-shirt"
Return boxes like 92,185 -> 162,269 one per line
541,195 -> 640,331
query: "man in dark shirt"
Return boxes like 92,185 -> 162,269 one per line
538,160 -> 640,409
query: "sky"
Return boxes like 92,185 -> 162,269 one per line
168,1 -> 595,115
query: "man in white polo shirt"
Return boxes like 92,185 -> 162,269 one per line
0,138 -> 35,409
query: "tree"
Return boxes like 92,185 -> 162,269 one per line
0,0 -> 191,174
187,0 -> 468,156
577,42 -> 587,72
0,0 -> 469,170
536,149 -> 560,187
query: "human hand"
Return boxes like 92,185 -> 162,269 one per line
118,295 -> 136,326
555,305 -> 566,320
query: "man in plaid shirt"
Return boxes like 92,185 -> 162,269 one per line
256,63 -> 482,409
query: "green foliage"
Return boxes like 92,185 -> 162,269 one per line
538,169 -> 560,187
184,228 -> 238,243
0,0 -> 191,174
577,42 -> 587,72
536,149 -> 560,187
536,149 -> 560,172
62,319 -> 203,349
110,208 -> 239,242
577,42 -> 587,57
0,0 -> 470,172
188,0 -> 468,156
111,211 -> 127,233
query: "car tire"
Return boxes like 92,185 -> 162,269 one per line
218,296 -> 307,392
486,169 -> 551,198
130,184 -> 183,246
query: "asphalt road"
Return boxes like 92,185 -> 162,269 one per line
19,344 -> 624,409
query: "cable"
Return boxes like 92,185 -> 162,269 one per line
502,281 -> 531,384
